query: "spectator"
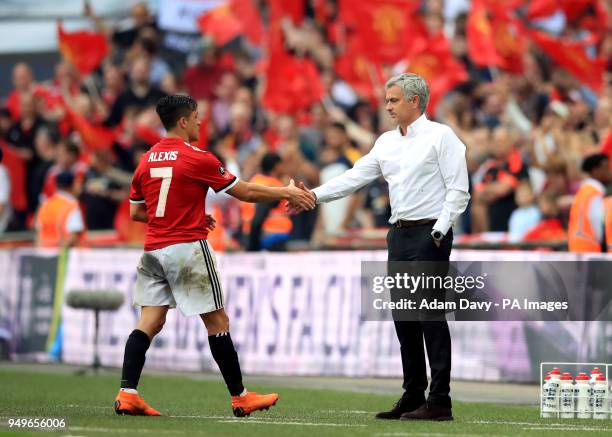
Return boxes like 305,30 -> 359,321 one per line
106,57 -> 165,127
30,126 -> 59,213
568,153 -> 611,252
42,140 -> 88,199
35,171 -> 85,247
473,126 -> 528,232
242,152 -> 292,251
80,150 -> 130,230
508,181 -> 541,242
5,92 -> 47,217
523,190 -> 567,242
110,2 -> 157,50
6,63 -> 37,122
182,43 -> 233,101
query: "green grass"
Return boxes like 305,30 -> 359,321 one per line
0,368 -> 610,436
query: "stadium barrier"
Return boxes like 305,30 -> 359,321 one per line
0,248 -> 609,383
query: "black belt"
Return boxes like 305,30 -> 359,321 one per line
393,219 -> 437,228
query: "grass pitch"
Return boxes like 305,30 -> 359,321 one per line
0,367 -> 610,436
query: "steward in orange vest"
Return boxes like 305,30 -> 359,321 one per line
604,195 -> 612,252
241,153 -> 292,250
36,171 -> 86,247
568,154 -> 610,253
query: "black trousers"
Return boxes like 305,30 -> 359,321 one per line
387,223 -> 453,408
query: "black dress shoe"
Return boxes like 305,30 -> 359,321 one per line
375,396 -> 424,420
400,403 -> 453,421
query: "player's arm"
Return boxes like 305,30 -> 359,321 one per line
130,202 -> 148,223
227,179 -> 315,211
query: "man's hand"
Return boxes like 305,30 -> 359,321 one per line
205,214 -> 216,232
286,179 -> 315,213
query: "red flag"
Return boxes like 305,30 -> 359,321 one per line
230,0 -> 264,45
467,0 -> 506,68
66,108 -> 117,151
339,0 -> 424,63
134,124 -> 162,146
404,32 -> 468,114
491,14 -> 525,74
526,0 -> 558,19
527,0 -> 608,38
57,23 -> 109,76
527,29 -> 605,92
335,39 -> 384,107
197,4 -> 243,46
268,0 -> 304,25
1,141 -> 27,211
262,50 -> 324,114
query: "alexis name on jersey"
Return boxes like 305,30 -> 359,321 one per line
148,151 -> 178,162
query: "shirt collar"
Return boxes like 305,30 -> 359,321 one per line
584,177 -> 606,194
397,114 -> 428,137
160,137 -> 191,148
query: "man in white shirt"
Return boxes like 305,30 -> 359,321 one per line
296,73 -> 470,421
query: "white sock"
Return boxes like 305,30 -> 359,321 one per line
120,388 -> 138,395
239,388 -> 248,397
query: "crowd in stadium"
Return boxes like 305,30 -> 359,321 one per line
0,0 -> 611,251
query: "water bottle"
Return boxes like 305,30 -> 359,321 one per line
593,374 -> 609,420
574,372 -> 591,419
541,373 -> 553,418
559,372 -> 575,419
542,368 -> 561,418
590,368 -> 602,412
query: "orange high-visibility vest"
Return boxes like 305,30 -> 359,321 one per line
37,192 -> 84,247
568,182 -> 603,253
603,196 -> 612,252
240,174 -> 292,235
207,204 -> 227,252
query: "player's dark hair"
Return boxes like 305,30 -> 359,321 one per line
261,152 -> 281,175
581,153 -> 608,174
156,95 -> 197,131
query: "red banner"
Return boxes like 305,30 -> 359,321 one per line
57,23 -> 109,76
339,0 -> 424,63
528,29 -> 605,92
404,32 -> 468,114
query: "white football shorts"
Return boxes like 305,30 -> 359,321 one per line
134,239 -> 224,316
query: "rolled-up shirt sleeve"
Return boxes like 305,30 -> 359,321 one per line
433,128 -> 471,235
312,148 -> 381,203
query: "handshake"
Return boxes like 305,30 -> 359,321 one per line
285,179 -> 316,214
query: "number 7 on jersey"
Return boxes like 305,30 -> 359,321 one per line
150,167 -> 173,217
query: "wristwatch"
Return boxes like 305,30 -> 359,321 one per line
431,230 -> 444,242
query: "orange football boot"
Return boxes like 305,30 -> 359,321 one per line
114,391 -> 161,416
231,391 -> 279,417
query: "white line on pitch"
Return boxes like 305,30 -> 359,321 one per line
522,427 -> 610,432
70,427 -> 184,434
66,404 -> 108,410
375,434 -> 506,437
216,419 -> 367,427
469,419 -> 609,428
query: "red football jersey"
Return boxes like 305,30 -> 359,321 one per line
129,137 -> 237,250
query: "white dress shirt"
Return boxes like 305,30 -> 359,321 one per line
312,114 -> 470,235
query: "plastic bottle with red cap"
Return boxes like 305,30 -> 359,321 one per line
589,367 -> 602,412
559,372 -> 575,419
542,367 -> 561,418
593,373 -> 609,420
575,372 -> 591,419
